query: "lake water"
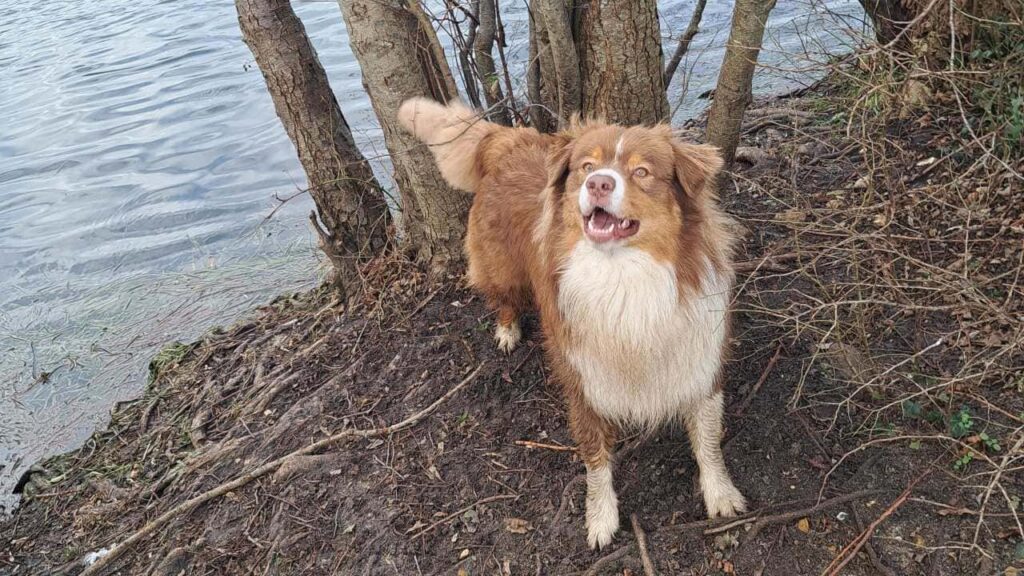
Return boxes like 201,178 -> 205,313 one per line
0,0 -> 864,511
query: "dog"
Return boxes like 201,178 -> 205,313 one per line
398,98 -> 747,549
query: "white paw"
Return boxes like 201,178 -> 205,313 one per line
585,465 -> 619,549
585,495 -> 619,549
494,321 -> 521,353
702,477 -> 747,518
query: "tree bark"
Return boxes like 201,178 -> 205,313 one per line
338,0 -> 471,270
858,0 -> 913,49
472,0 -> 511,125
705,0 -> 777,169
860,0 -> 1015,67
452,2 -> 483,109
530,0 -> 581,130
235,0 -> 390,294
575,0 -> 670,125
527,11 -> 555,132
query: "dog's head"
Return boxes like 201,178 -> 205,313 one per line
546,123 -> 723,254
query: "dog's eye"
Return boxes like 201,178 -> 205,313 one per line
582,162 -> 595,173
633,167 -> 649,178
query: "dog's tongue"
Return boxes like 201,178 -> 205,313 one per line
591,210 -> 615,229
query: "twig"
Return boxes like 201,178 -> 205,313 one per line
515,440 -> 577,452
552,474 -> 584,527
691,489 -> 883,543
630,514 -> 657,576
79,363 -> 486,576
822,473 -> 926,576
663,0 -> 707,86
734,253 -> 799,273
261,188 -> 309,222
408,493 -> 518,539
733,343 -> 783,416
852,507 -> 897,576
583,543 -> 633,576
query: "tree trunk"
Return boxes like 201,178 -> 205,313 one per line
858,0 -> 913,49
574,0 -> 670,125
235,0 -> 390,294
529,0 -> 581,130
705,0 -> 777,169
338,0 -> 471,271
861,0 -> 1016,66
472,0 -> 512,125
454,2 -> 483,109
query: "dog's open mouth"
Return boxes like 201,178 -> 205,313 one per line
584,208 -> 640,243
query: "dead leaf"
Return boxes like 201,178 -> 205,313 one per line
850,175 -> 872,189
797,517 -> 811,533
776,208 -> 808,223
505,518 -> 533,534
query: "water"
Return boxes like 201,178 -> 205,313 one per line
0,0 -> 864,511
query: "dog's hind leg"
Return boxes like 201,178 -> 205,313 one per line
684,391 -> 747,518
490,287 -> 528,353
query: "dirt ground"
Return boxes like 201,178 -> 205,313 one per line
2,79 -> 1023,575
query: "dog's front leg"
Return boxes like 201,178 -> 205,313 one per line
684,391 -> 747,518
567,389 -> 620,549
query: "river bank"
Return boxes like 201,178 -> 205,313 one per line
2,72 -> 1022,575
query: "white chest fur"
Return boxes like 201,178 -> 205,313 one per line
557,241 -> 730,429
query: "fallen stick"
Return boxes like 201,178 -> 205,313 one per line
734,253 -> 799,273
822,474 -> 926,576
551,474 -> 584,527
80,363 -> 486,576
630,514 -> 657,576
684,489 -> 883,543
583,543 -> 633,576
852,507 -> 897,576
408,493 -> 518,540
733,343 -> 783,416
515,439 -> 577,452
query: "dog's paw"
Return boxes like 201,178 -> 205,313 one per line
585,499 -> 619,550
703,479 -> 747,519
585,475 -> 620,549
494,321 -> 521,353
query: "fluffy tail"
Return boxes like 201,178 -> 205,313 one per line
397,98 -> 499,193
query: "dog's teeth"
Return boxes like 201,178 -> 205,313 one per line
621,219 -> 631,228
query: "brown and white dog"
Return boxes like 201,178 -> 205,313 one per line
398,98 -> 747,549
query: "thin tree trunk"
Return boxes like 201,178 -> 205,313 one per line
705,0 -> 777,169
858,0 -> 913,49
575,0 -> 670,125
338,0 -> 470,271
452,2 -> 483,109
235,0 -> 390,294
472,0 -> 511,125
532,0 -> 581,129
664,0 -> 707,86
527,10 -> 555,132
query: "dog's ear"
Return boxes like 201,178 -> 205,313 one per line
545,134 -> 574,192
672,142 -> 723,198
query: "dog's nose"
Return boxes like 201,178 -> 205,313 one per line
586,174 -> 615,201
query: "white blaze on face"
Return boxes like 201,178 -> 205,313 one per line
578,168 -> 626,216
